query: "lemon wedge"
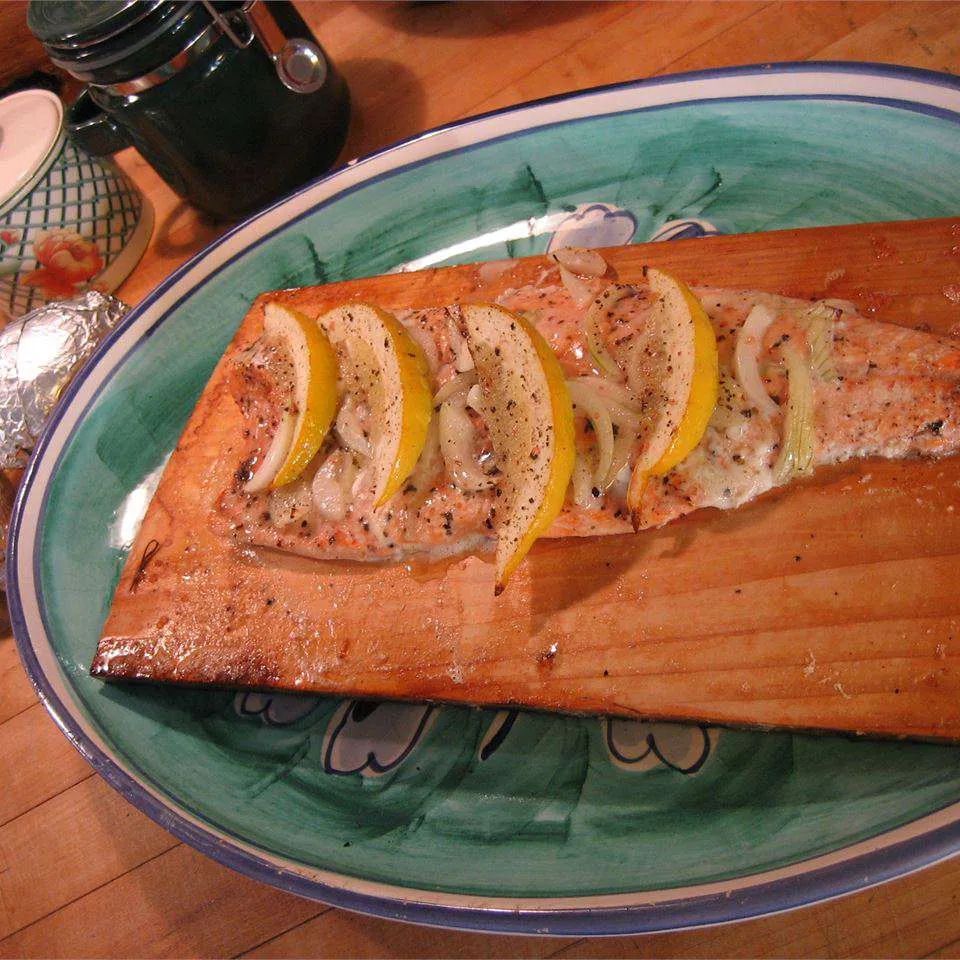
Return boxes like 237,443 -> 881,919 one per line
459,304 -> 575,594
625,268 -> 719,528
318,302 -> 433,506
245,302 -> 338,493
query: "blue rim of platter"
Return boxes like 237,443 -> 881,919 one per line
9,61 -> 960,936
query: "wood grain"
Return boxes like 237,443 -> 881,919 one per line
0,2 -> 60,91
470,2 -> 897,114
0,843 -> 319,959
7,2 -> 960,955
239,854 -> 960,959
0,637 -> 36,724
95,218 -> 960,741
0,704 -> 91,826
0,775 -> 174,938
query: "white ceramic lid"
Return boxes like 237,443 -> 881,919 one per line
0,88 -> 64,210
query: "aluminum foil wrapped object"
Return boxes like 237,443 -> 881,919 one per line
0,290 -> 128,468
0,291 -> 128,592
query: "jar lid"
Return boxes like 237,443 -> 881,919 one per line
28,0 -> 244,86
27,1 -> 156,47
0,89 -> 64,214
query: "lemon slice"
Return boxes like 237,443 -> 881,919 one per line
625,268 -> 719,528
319,302 -> 433,506
245,302 -> 338,492
459,304 -> 576,594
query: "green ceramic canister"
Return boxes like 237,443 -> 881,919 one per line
28,1 -> 350,221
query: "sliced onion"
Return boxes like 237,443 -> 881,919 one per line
351,460 -> 374,500
734,304 -> 779,420
363,506 -> 391,544
602,404 -> 639,489
334,395 -> 373,458
465,382 -> 484,412
774,342 -> 816,484
551,246 -> 607,278
571,453 -> 599,510
311,451 -> 354,522
338,453 -> 358,499
566,380 -> 614,486
569,375 -> 640,488
433,370 -> 477,406
606,422 -> 636,490
803,302 -> 838,381
558,264 -> 595,308
585,285 -> 632,376
438,397 -> 494,491
268,475 -> 313,526
433,370 -> 494,490
407,414 -> 441,494
244,412 -> 294,493
573,375 -> 642,416
455,342 -> 475,372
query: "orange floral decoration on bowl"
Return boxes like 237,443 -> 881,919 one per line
23,230 -> 104,299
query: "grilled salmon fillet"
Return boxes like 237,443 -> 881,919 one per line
217,278 -> 960,563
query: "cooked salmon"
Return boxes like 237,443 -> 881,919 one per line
217,277 -> 960,561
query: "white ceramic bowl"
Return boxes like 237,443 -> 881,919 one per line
0,88 -> 153,319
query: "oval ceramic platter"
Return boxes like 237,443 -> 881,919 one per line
11,63 -> 960,935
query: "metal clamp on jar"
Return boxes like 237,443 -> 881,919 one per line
29,1 -> 351,221
201,0 -> 329,94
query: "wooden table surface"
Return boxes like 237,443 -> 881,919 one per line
4,2 -> 960,957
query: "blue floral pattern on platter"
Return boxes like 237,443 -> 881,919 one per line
237,693 -> 716,778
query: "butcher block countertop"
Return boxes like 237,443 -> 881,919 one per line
5,2 -> 960,957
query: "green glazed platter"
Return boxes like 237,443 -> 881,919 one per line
11,63 -> 960,934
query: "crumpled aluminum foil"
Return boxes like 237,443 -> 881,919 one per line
0,290 -> 128,468
0,291 -> 128,593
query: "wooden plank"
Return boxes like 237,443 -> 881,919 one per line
468,2 -> 893,115
93,218 -> 960,741
239,852 -> 960,959
0,776 -> 176,939
815,1 -> 960,71
113,148 -> 221,308
0,637 -> 36,724
925,935 -> 960,958
0,1 -> 60,90
242,909 -> 573,959
307,1 -> 640,162
548,854 -> 960,958
0,705 -> 91,826
661,0 -> 916,74
0,844 -> 319,959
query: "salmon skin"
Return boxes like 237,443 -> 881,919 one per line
218,276 -> 960,563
